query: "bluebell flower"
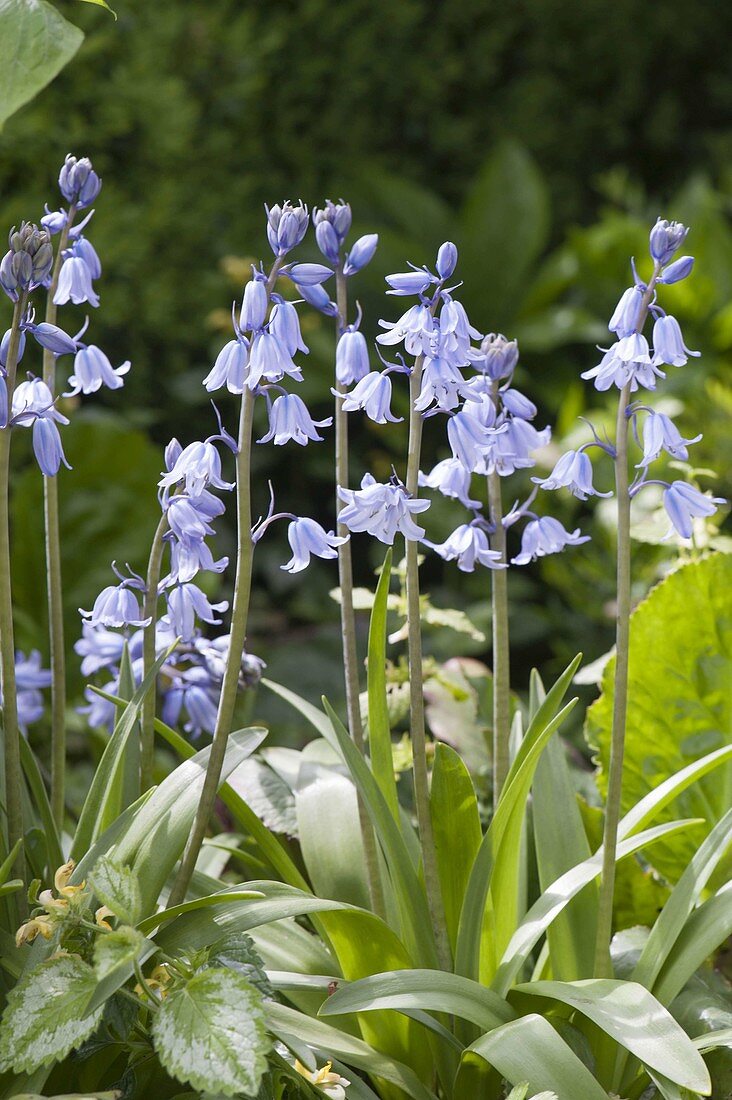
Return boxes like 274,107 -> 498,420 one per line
436,241 -> 458,280
467,333 -> 519,381
54,251 -> 99,308
377,303 -> 435,355
32,417 -> 71,476
80,583 -> 151,629
58,155 -> 102,208
415,354 -> 466,412
338,474 -> 430,545
9,650 -> 52,732
166,495 -> 217,544
247,329 -> 302,389
336,327 -> 370,386
73,236 -> 102,280
637,411 -> 702,466
258,392 -> 332,445
265,200 -> 309,256
418,457 -> 481,508
581,334 -> 664,392
41,206 -> 95,238
511,516 -> 590,565
0,328 -> 25,368
165,582 -> 228,642
657,256 -> 694,284
438,298 -> 481,361
66,345 -> 130,394
500,387 -> 537,420
282,262 -> 333,287
297,282 -> 339,317
447,399 -> 500,471
269,298 -> 309,356
649,218 -> 688,265
426,522 -> 505,572
168,539 -> 228,584
651,315 -> 700,368
385,269 -> 437,297
239,273 -> 269,331
162,665 -> 220,738
24,321 -> 77,357
339,370 -> 402,424
343,233 -> 378,276
203,338 -> 249,394
609,286 -> 644,337
662,481 -> 725,540
81,676 -> 121,730
159,440 -> 234,496
487,417 -> 550,476
74,622 -> 127,676
281,517 -> 347,573
533,449 -> 609,500
315,219 -> 340,264
11,376 -> 68,427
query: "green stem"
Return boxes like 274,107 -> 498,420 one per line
140,512 -> 169,792
167,258 -> 283,907
487,469 -> 510,806
405,352 -> 451,970
334,266 -> 386,919
42,206 -> 75,830
1,293 -> 29,910
593,265 -> 660,977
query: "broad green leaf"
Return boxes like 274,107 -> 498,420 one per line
71,644 -> 176,861
367,549 -> 399,822
654,884 -> 732,1005
492,819 -> 699,997
89,854 -> 142,925
532,736 -> 597,981
296,768 -> 370,908
0,956 -> 103,1073
267,1001 -> 438,1100
153,714 -> 308,890
463,1013 -> 609,1099
459,141 -> 550,325
262,678 -> 341,753
93,925 -> 145,981
0,0 -> 83,128
695,1028 -> 732,1051
587,555 -> 732,884
227,756 -> 297,835
321,968 -> 515,1033
517,979 -> 711,1094
151,968 -> 269,1097
430,744 -> 482,955
137,887 -> 265,936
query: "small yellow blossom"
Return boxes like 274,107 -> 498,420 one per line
54,859 -> 85,899
15,915 -> 54,947
295,1059 -> 350,1099
95,905 -> 115,930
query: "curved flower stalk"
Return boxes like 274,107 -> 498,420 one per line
539,217 -> 724,976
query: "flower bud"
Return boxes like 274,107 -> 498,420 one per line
0,328 -> 25,368
282,262 -> 333,287
436,241 -> 458,280
649,218 -> 688,265
657,255 -> 694,284
1,222 -> 53,298
58,154 -> 102,208
468,332 -> 519,381
343,233 -> 378,276
239,274 -> 268,331
313,200 -> 352,243
315,220 -> 340,263
265,200 -> 309,256
298,282 -> 339,317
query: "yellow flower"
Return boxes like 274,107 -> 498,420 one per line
95,905 -> 115,930
15,915 -> 54,947
54,859 -> 85,899
295,1059 -> 350,1099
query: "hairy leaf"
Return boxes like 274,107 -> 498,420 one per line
93,925 -> 145,981
89,854 -> 142,925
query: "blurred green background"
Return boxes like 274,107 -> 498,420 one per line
1,0 -> 731,747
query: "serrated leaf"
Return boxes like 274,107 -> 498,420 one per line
0,955 -> 104,1073
93,926 -> 145,981
586,555 -> 732,885
0,0 -> 84,128
152,968 -> 269,1097
208,932 -> 273,997
89,855 -> 142,925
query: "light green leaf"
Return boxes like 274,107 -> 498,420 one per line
0,0 -> 83,128
93,925 -> 145,981
430,744 -> 482,955
89,854 -> 142,925
296,769 -> 370,908
0,956 -> 103,1073
152,968 -> 269,1097
367,549 -> 400,821
654,883 -> 732,1005
517,979 -> 711,1094
587,555 -> 732,885
463,1013 -> 609,1099
76,0 -> 116,16
227,756 -> 297,835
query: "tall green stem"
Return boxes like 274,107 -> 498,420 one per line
487,468 -> 510,805
42,206 -> 75,829
167,258 -> 283,907
1,294 -> 29,906
140,513 -> 169,792
593,265 -> 659,976
405,352 -> 451,970
334,266 -> 385,919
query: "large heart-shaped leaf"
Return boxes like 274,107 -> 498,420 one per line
0,0 -> 83,129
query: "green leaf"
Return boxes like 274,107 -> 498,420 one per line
0,955 -> 103,1073
295,767 -> 371,909
89,854 -> 142,925
321,968 -> 515,1033
587,555 -> 732,885
430,744 -> 482,955
77,0 -> 116,16
463,1013 -> 609,1099
0,0 -> 83,128
152,968 -> 269,1097
654,884 -> 732,1005
19,737 -> 64,875
93,925 -> 145,981
227,756 -> 297,835
137,887 -> 267,936
208,932 -> 273,997
517,979 -> 711,1094
367,549 -> 400,822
